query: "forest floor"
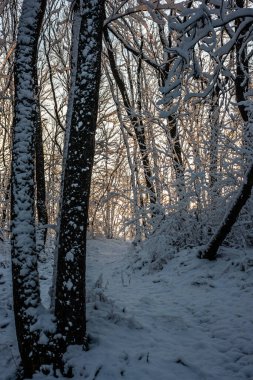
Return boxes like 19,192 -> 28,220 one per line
0,237 -> 253,379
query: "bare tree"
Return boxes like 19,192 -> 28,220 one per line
54,0 -> 105,350
104,28 -> 157,218
11,0 -> 48,376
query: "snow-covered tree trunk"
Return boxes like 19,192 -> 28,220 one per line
235,0 -> 249,125
54,0 -> 105,347
200,0 -> 252,259
105,66 -> 143,241
166,113 -> 185,200
50,3 -> 82,312
157,16 -> 185,201
200,158 -> 253,260
11,0 -> 47,377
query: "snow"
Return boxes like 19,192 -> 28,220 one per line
1,237 -> 253,379
65,250 -> 74,262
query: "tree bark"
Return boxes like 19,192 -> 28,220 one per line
235,0 -> 249,124
166,113 -> 185,200
11,0 -> 47,377
200,162 -> 253,260
50,2 -> 82,312
157,15 -> 185,200
209,83 -> 221,203
54,0 -> 105,348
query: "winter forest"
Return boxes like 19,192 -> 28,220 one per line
0,0 -> 253,379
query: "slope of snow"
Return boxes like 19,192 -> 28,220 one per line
0,237 -> 253,379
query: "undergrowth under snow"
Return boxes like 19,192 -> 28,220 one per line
0,237 -> 253,379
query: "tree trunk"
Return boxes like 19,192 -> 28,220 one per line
106,68 -> 143,240
235,0 -> 248,124
158,16 -> 185,201
35,71 -> 48,259
11,0 -> 47,377
50,3 -> 82,312
54,0 -> 105,349
235,0 -> 250,164
166,113 -> 185,200
200,161 -> 253,260
209,83 -> 221,204
200,0 -> 251,260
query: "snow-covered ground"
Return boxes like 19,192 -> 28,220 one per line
0,237 -> 253,379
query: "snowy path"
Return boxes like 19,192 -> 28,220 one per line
0,238 -> 253,379
82,239 -> 253,380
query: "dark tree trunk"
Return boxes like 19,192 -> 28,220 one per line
200,0 -> 251,260
167,113 -> 185,200
35,71 -> 48,257
209,83 -> 221,201
54,0 -> 105,349
235,0 -> 250,165
136,49 -> 157,208
235,0 -> 249,124
11,0 -> 47,377
200,163 -> 253,260
158,16 -> 185,200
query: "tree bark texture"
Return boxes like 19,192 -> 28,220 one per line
200,162 -> 253,260
50,5 -> 81,312
11,0 -> 47,377
54,0 -> 105,347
